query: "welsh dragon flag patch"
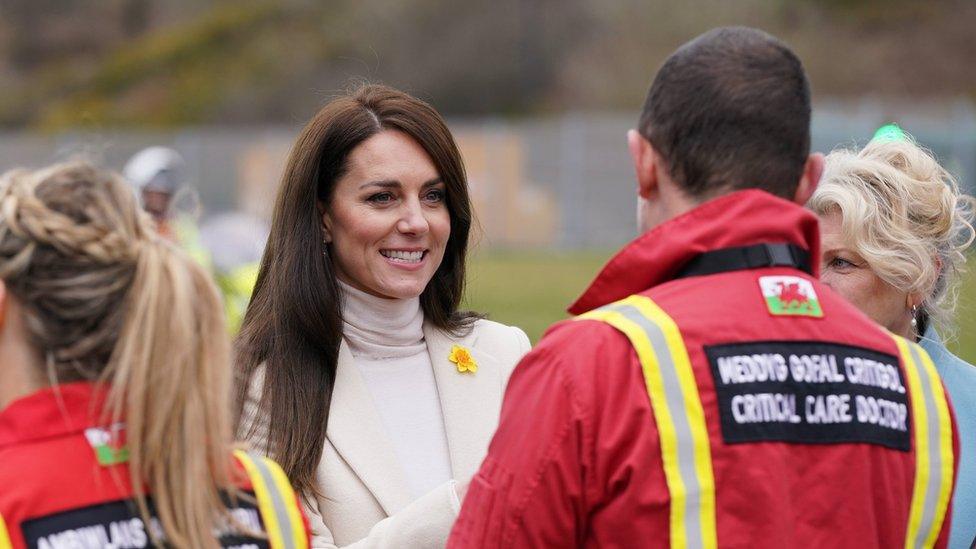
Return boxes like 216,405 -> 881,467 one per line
759,275 -> 824,318
84,425 -> 129,466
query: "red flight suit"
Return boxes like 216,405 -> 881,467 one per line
0,381 -> 310,549
448,190 -> 957,548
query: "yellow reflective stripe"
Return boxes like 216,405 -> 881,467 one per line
622,295 -> 717,549
580,308 -> 692,545
263,455 -> 309,549
0,512 -> 12,549
893,336 -> 929,548
578,296 -> 716,549
893,336 -> 954,548
912,341 -> 954,547
235,449 -> 288,549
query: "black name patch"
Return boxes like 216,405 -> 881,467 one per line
704,340 -> 910,451
22,495 -> 269,549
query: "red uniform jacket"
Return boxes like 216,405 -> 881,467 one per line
0,382 -> 310,549
448,190 -> 957,548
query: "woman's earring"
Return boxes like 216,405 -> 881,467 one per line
910,305 -> 918,330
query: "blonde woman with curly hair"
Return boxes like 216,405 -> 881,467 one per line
0,161 -> 309,548
809,134 -> 976,548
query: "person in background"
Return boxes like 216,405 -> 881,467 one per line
448,27 -> 956,548
123,145 -> 211,267
0,161 -> 309,548
809,132 -> 976,548
235,84 -> 531,548
199,212 -> 269,334
125,146 -> 261,333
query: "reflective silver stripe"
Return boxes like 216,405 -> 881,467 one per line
906,343 -> 943,548
248,451 -> 297,549
611,303 -> 704,549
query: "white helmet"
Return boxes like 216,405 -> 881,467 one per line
123,146 -> 188,194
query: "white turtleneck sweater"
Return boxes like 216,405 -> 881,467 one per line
338,280 -> 454,501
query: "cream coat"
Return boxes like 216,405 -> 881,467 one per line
243,318 -> 531,548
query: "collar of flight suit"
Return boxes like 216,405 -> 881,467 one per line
0,381 -> 105,449
568,189 -> 821,315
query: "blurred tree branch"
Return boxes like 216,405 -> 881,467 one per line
0,0 -> 971,129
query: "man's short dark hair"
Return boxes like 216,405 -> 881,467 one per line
638,26 -> 811,199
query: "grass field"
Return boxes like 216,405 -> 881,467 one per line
465,250 -> 976,363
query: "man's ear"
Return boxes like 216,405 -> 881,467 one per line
793,152 -> 824,206
628,129 -> 659,200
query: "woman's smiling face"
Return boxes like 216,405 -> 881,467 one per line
322,129 -> 451,300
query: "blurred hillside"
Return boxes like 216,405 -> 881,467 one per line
0,0 -> 973,129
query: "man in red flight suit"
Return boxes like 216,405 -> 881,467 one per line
448,27 -> 956,548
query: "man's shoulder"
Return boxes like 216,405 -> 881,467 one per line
651,271 -> 893,333
502,317 -> 642,420
542,315 -> 632,346
525,316 -> 637,376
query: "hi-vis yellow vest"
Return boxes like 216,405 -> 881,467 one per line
579,294 -> 954,549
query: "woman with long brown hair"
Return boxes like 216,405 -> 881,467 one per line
236,84 -> 531,547
0,161 -> 309,548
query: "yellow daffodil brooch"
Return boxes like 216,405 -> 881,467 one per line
449,345 -> 478,374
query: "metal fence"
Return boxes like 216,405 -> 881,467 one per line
1,99 -> 973,250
